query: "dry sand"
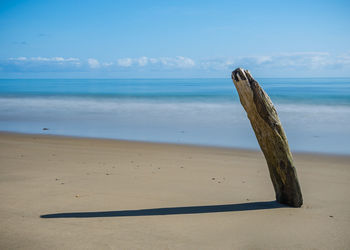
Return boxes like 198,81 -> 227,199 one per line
0,132 -> 349,249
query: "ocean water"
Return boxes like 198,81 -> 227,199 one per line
0,78 -> 349,154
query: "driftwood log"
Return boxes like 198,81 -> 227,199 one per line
231,68 -> 303,207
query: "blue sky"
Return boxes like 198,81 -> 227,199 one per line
0,0 -> 349,78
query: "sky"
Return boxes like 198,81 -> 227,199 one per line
0,0 -> 349,78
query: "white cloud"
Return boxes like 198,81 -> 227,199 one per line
87,58 -> 100,69
3,52 -> 350,76
156,56 -> 195,68
198,52 -> 350,72
50,57 -> 64,62
254,56 -> 273,64
149,58 -> 158,64
31,57 -> 64,62
200,58 -> 233,70
264,52 -> 331,68
117,58 -> 133,67
336,52 -> 350,65
174,56 -> 195,68
9,56 -> 27,61
116,56 -> 195,68
9,56 -> 80,62
102,62 -> 114,67
31,57 -> 51,61
65,57 -> 80,62
137,56 -> 148,66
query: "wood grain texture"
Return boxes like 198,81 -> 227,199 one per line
232,68 -> 303,207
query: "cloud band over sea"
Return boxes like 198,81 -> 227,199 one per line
1,52 -> 350,77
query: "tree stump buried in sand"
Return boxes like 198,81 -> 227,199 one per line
231,68 -> 303,207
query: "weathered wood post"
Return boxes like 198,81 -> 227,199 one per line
231,68 -> 303,207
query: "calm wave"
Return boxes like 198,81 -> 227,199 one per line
0,78 -> 349,154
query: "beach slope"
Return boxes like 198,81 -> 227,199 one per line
0,132 -> 349,249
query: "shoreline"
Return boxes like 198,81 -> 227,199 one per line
1,130 -> 349,158
1,131 -> 350,249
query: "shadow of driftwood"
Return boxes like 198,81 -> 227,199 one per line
41,201 -> 285,218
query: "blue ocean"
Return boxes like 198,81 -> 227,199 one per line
0,78 -> 349,154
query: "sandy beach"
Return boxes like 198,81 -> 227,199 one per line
0,132 -> 349,249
